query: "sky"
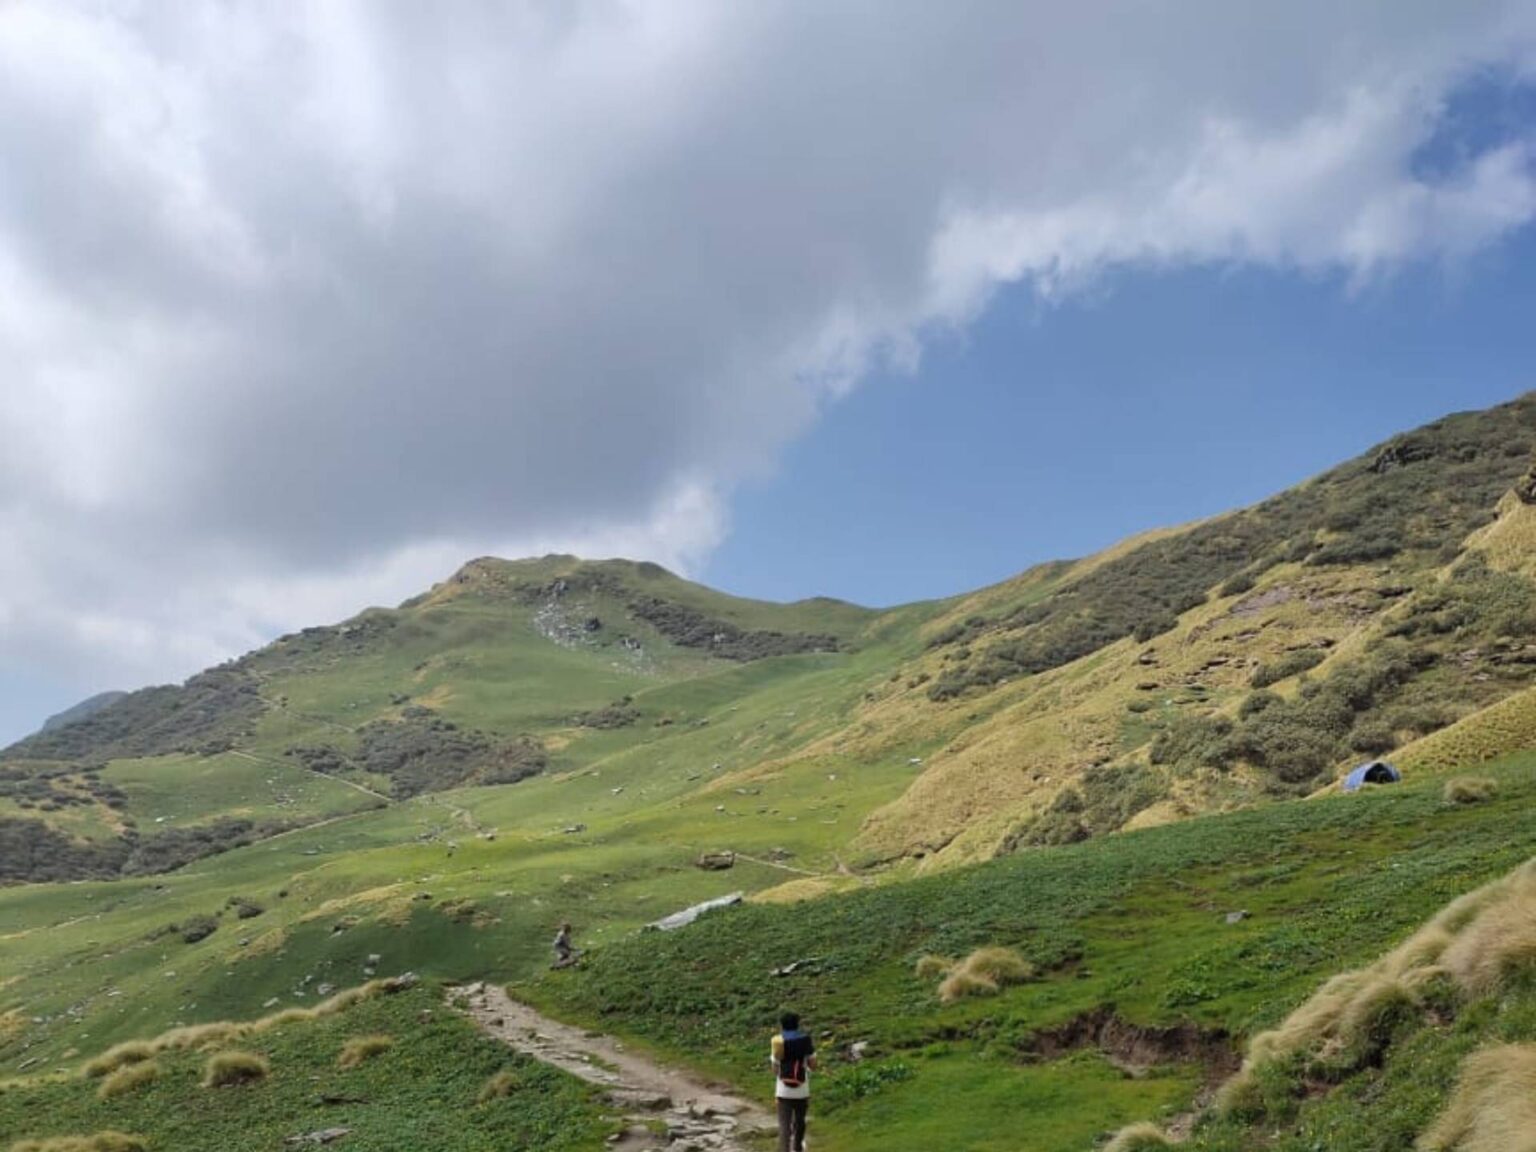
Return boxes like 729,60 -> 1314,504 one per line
2,3 -> 1536,743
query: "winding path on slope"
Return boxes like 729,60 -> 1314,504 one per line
456,982 -> 775,1152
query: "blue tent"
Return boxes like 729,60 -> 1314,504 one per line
1341,760 -> 1401,792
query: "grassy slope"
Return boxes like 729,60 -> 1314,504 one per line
524,754 -> 1536,1152
0,983 -> 607,1152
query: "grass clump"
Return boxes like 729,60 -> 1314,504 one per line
337,1034 -> 393,1069
201,1050 -> 269,1088
1444,776 -> 1498,805
935,946 -> 1034,1003
477,1069 -> 520,1102
96,1061 -> 158,1100
81,1042 -> 153,1079
1418,1043 -> 1536,1152
1220,858 -> 1536,1117
913,954 -> 954,979
1104,1122 -> 1173,1151
8,1135 -> 145,1152
72,978 -> 398,1078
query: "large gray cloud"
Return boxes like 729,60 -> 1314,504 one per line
2,1 -> 1535,735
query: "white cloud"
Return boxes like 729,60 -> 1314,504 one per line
1,1 -> 1535,735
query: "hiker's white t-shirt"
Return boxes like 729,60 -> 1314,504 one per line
770,1034 -> 811,1100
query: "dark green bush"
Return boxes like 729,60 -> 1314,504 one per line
1250,650 -> 1326,688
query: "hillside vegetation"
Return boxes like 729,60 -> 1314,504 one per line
2,393 -> 1535,1151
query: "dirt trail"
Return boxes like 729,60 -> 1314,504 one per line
456,982 -> 775,1152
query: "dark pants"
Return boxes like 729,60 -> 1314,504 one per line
777,1097 -> 808,1152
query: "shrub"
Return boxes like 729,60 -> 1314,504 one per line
1445,777 -> 1498,806
1239,690 -> 1279,719
97,1060 -> 158,1100
1133,614 -> 1180,644
201,1051 -> 269,1088
1250,649 -> 1325,689
227,897 -> 265,920
177,915 -> 219,944
337,1034 -> 394,1070
1219,571 -> 1257,598
477,1070 -> 521,1103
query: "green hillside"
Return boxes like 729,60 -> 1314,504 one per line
3,395 -> 1536,1151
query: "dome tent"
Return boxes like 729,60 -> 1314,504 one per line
1341,760 -> 1401,792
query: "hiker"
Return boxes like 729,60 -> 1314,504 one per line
552,922 -> 578,968
770,1011 -> 816,1152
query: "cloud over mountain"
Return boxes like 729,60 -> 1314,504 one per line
2,1 -> 1534,729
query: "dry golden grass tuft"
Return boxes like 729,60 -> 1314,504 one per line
8,1133 -> 146,1152
0,1011 -> 25,1045
1444,777 -> 1498,805
934,946 -> 1035,1003
337,1034 -> 394,1070
1220,859 -> 1536,1112
1417,1044 -> 1536,1152
937,969 -> 998,1002
1103,1122 -> 1173,1151
96,1061 -> 158,1100
201,1050 -> 269,1088
913,954 -> 954,979
74,979 -> 397,1078
477,1070 -> 520,1103
81,1042 -> 154,1080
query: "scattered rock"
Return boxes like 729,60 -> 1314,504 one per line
1224,910 -> 1250,925
771,958 -> 819,978
849,1041 -> 871,1062
284,1128 -> 351,1146
695,851 -> 736,872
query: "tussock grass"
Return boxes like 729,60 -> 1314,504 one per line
477,1070 -> 520,1102
1221,859 -> 1536,1114
938,969 -> 999,1002
74,979 -> 394,1076
96,1061 -> 158,1100
1418,1044 -> 1536,1152
81,1042 -> 154,1079
0,1011 -> 24,1044
913,954 -> 954,979
337,1034 -> 393,1070
935,946 -> 1035,1003
1104,1122 -> 1173,1151
201,1050 -> 269,1088
8,1134 -> 146,1152
1444,777 -> 1498,805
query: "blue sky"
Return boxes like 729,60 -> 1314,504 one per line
3,6 -> 1536,744
704,231 -> 1536,607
